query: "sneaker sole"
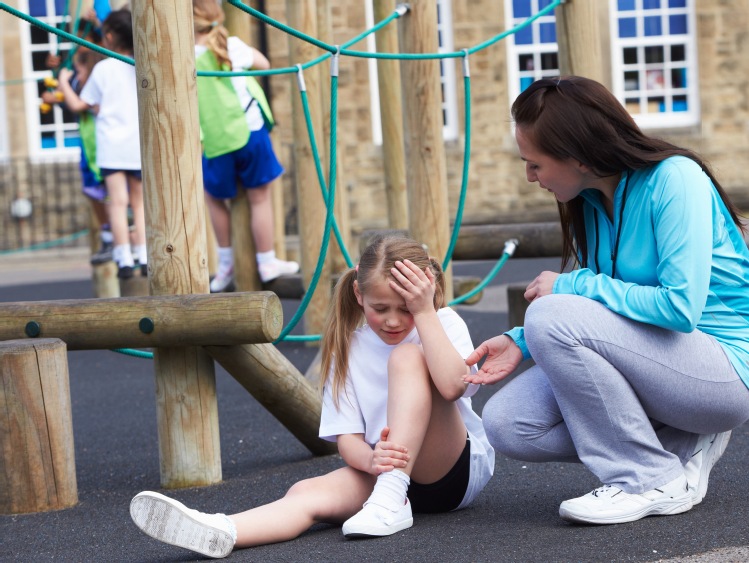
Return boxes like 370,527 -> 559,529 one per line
559,497 -> 693,525
693,430 -> 731,505
342,516 -> 413,538
130,492 -> 233,559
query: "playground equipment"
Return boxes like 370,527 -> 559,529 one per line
0,0 -> 613,514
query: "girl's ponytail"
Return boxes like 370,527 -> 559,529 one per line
320,268 -> 363,408
428,257 -> 446,309
193,0 -> 230,69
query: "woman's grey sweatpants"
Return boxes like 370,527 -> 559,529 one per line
482,294 -> 749,494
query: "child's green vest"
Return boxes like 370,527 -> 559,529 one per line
195,49 -> 275,159
79,112 -> 101,182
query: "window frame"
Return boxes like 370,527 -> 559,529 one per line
21,0 -> 80,162
609,0 -> 700,128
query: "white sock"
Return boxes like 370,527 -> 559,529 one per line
367,469 -> 410,512
217,246 -> 234,270
132,244 -> 147,264
100,229 -> 114,243
112,244 -> 134,268
256,250 -> 276,264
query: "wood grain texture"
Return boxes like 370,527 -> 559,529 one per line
0,339 -> 77,514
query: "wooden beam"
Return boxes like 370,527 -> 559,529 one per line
205,343 -> 337,456
0,292 -> 282,350
360,223 -> 564,260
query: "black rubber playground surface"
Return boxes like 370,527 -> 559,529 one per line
1,257 -> 748,562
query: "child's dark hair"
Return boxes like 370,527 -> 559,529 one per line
319,235 -> 446,407
102,9 -> 134,53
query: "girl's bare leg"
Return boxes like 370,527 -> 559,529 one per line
386,343 -> 468,483
204,193 -> 231,247
105,172 -> 130,246
246,183 -> 274,253
127,176 -> 146,246
231,466 -> 375,547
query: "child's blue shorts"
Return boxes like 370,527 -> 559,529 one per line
202,125 -> 284,199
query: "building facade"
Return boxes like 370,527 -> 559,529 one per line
1,0 -> 747,248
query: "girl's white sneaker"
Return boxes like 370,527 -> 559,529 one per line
130,491 -> 236,559
342,498 -> 413,538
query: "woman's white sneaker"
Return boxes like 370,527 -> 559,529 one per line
559,474 -> 693,525
684,431 -> 731,505
130,491 -> 236,559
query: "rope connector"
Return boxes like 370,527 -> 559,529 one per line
503,238 -> 519,257
395,4 -> 410,16
295,64 -> 307,92
462,48 -> 470,78
331,45 -> 340,77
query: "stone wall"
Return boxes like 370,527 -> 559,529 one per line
255,0 -> 749,239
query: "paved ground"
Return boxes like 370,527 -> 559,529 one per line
1,249 -> 748,562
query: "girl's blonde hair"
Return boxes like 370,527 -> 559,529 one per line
319,235 -> 446,408
193,0 -> 230,69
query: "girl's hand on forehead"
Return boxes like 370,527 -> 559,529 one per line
390,259 -> 436,316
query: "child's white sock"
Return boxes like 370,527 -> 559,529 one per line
256,249 -> 276,264
100,228 -> 113,244
112,244 -> 134,268
367,469 -> 410,512
218,246 -> 234,270
132,244 -> 147,265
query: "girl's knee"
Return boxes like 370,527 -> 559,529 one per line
387,343 -> 427,375
524,294 -> 590,355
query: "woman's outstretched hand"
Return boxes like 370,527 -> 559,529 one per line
372,427 -> 410,475
464,335 -> 524,385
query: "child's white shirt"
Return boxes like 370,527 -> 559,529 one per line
80,57 -> 141,170
194,36 -> 265,132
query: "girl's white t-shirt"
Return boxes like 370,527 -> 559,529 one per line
319,307 -> 490,453
194,36 -> 265,132
80,57 -> 141,170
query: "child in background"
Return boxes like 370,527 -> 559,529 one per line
51,45 -> 113,265
129,235 -> 495,558
193,0 -> 298,292
59,9 -> 146,279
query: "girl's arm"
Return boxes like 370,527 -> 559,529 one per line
57,68 -> 93,114
338,428 -> 409,475
390,260 -> 470,401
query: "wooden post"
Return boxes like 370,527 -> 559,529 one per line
555,0 -> 612,88
374,0 -> 408,230
0,339 -> 77,514
205,343 -> 336,456
398,0 -> 453,300
317,0 -> 352,271
286,0 -> 331,337
231,193 -> 262,292
507,283 -> 531,330
131,0 -> 221,488
225,0 -> 262,292
92,262 -> 120,298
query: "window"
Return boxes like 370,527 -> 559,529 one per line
505,0 -> 698,129
366,0 -> 459,144
504,0 -> 560,106
21,0 -> 80,160
609,0 -> 698,127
